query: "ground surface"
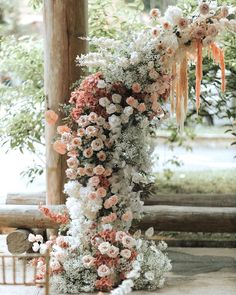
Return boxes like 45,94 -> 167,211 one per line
0,235 -> 236,295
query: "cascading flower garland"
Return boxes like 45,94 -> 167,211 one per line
35,2 -> 236,294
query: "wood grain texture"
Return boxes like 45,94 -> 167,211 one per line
6,229 -> 32,254
44,0 -> 88,205
1,205 -> 236,232
140,205 -> 236,233
6,193 -> 46,205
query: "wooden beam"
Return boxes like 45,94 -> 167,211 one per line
145,194 -> 236,207
6,192 -> 236,207
1,205 -> 236,233
44,0 -> 88,205
0,205 -> 63,229
139,205 -> 236,233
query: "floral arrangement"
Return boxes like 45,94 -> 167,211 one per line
32,2 -> 235,294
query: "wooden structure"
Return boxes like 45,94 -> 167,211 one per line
0,251 -> 50,295
44,0 -> 88,205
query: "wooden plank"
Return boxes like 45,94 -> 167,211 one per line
145,193 -> 236,207
1,205 -> 236,233
6,193 -> 46,205
6,192 -> 236,207
44,0 -> 88,205
139,205 -> 236,233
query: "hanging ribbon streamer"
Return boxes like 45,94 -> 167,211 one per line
196,40 -> 203,113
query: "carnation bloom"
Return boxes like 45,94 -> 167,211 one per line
45,110 -> 58,125
53,140 -> 67,155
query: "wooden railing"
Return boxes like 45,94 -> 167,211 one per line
0,252 -> 50,294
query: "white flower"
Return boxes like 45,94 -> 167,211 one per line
122,236 -> 136,249
64,181 -> 81,198
97,79 -> 106,88
97,264 -> 111,277
107,245 -> 119,258
28,233 -> 36,243
82,255 -> 95,267
145,227 -> 154,238
108,115 -> 121,128
98,242 -> 111,254
112,94 -> 122,104
130,52 -> 139,64
39,244 -> 48,254
106,103 -> 117,114
144,271 -> 155,281
32,242 -> 40,252
35,234 -> 44,243
99,97 -> 110,107
157,241 -> 168,251
123,106 -> 133,116
120,249 -> 131,259
164,6 -> 183,25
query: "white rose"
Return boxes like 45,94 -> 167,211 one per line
98,242 -> 111,254
112,94 -> 122,104
97,79 -> 106,89
122,236 -> 136,249
35,234 -> 44,243
107,245 -> 119,258
28,233 -> 36,243
99,97 -> 110,107
97,264 -> 111,277
123,106 -> 133,116
82,255 -> 95,267
91,138 -> 104,151
120,249 -> 131,259
39,244 -> 48,255
106,103 -> 117,114
108,115 -> 121,128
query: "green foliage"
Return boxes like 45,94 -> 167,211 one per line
0,36 -> 44,153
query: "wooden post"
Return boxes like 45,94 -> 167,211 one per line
44,0 -> 88,205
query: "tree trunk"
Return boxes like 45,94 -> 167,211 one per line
44,0 -> 88,205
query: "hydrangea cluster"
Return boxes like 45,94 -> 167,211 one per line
35,2 -> 235,294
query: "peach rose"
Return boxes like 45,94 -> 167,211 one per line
88,112 -> 98,123
102,213 -> 117,224
91,138 -> 104,151
53,140 -> 67,155
122,211 -> 133,222
93,165 -> 105,175
104,195 -> 118,209
88,192 -> 98,201
104,168 -> 112,177
150,8 -> 160,18
85,164 -> 94,176
199,2 -> 209,15
178,17 -> 188,29
83,147 -> 94,158
132,82 -> 141,93
107,245 -> 119,258
45,110 -> 58,125
71,137 -> 82,147
89,176 -> 100,187
163,22 -> 171,30
66,168 -> 77,179
96,187 -> 107,198
97,151 -> 106,161
137,103 -> 146,113
67,157 -> 79,169
126,96 -> 138,108
151,27 -> 160,37
57,125 -> 70,134
77,128 -> 86,137
77,167 -> 86,176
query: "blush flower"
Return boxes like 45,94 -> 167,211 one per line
91,138 -> 104,151
121,211 -> 133,222
122,236 -> 136,249
150,8 -> 160,18
83,147 -> 94,158
96,187 -> 107,198
98,242 -> 111,254
89,176 -> 100,187
120,249 -> 131,259
94,165 -> 105,175
132,83 -> 141,93
199,2 -> 210,15
82,255 -> 95,267
45,110 -> 58,125
57,125 -> 70,134
97,151 -> 107,161
107,245 -> 119,258
53,140 -> 67,155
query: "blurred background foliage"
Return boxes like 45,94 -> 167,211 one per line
0,0 -> 235,183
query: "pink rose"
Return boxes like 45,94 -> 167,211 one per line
104,168 -> 112,177
85,164 -> 95,176
107,245 -> 119,258
122,236 -> 136,249
57,125 -> 70,134
77,167 -> 86,176
102,213 -> 117,224
53,140 -> 67,155
56,236 -> 69,248
132,83 -> 141,93
151,27 -> 160,37
77,128 -> 85,137
89,176 -> 100,187
126,96 -> 138,108
178,17 -> 188,29
150,8 -> 160,18
71,137 -> 82,147
104,195 -> 118,209
66,168 -> 77,180
115,231 -> 126,242
67,157 -> 79,169
82,255 -> 95,267
88,192 -> 98,201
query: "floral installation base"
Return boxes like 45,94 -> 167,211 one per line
33,2 -> 235,295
